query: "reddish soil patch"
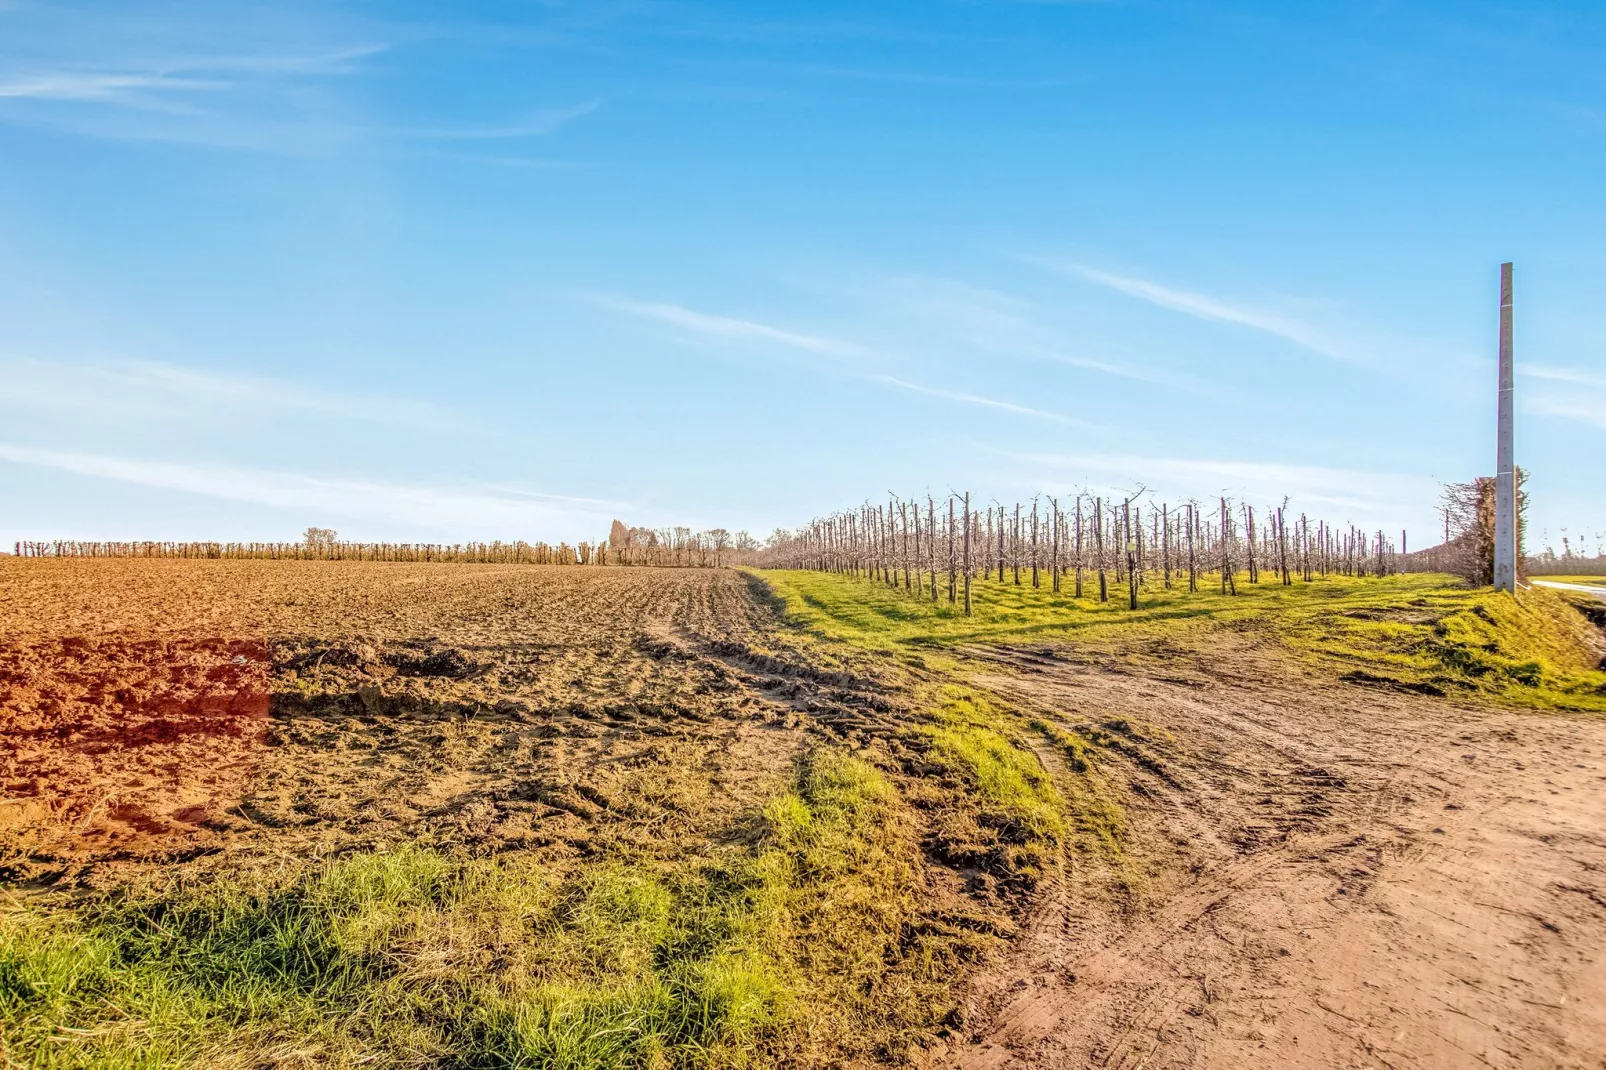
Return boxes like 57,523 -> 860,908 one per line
0,635 -> 269,869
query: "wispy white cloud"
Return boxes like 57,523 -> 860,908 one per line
1520,364 -> 1606,431
802,65 -> 1077,89
402,99 -> 601,140
859,274 -> 1203,391
0,356 -> 452,429
1527,398 -> 1606,431
1036,349 -> 1194,389
1009,450 -> 1438,516
1034,260 -> 1352,361
0,44 -> 389,107
0,7 -> 597,155
593,296 -> 866,357
0,443 -> 626,537
0,34 -> 388,150
0,72 -> 221,103
1523,363 -> 1606,389
872,375 -> 1088,426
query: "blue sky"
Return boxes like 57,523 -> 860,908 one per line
2,0 -> 1603,556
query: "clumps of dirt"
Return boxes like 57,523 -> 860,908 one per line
270,637 -> 507,720
0,635 -> 269,874
274,638 -> 490,681
386,645 -> 489,678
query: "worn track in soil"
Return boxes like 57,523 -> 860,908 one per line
926,638 -> 1606,1069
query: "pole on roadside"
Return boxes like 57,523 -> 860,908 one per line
1494,262 -> 1517,593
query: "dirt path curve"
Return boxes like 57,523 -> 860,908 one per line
925,647 -> 1606,1069
1535,580 -> 1606,602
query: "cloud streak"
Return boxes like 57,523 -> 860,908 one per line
1523,363 -> 1606,390
872,375 -> 1087,425
862,274 -> 1207,392
595,291 -> 1099,426
1520,364 -> 1606,431
595,296 -> 866,357
1038,260 -> 1351,361
0,443 -> 625,538
1009,450 -> 1437,516
0,72 -> 220,103
1527,398 -> 1606,431
402,100 -> 601,140
0,45 -> 389,105
0,356 -> 453,429
0,22 -> 595,153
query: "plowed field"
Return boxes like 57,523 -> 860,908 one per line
0,561 -> 900,889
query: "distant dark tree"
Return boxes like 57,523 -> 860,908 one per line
707,528 -> 732,567
1441,469 -> 1527,585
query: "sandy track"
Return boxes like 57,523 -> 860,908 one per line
927,644 -> 1606,1069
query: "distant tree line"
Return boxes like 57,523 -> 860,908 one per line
14,483 -> 1585,586
604,521 -> 757,568
12,522 -> 761,569
12,537 -> 603,565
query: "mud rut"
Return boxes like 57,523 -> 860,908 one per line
924,639 -> 1606,1070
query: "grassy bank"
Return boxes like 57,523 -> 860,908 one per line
754,569 -> 1606,713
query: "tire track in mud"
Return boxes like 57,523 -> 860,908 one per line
925,644 -> 1606,1070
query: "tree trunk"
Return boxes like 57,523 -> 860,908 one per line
947,498 -> 956,604
1096,497 -> 1108,602
963,493 -> 973,617
1075,495 -> 1085,598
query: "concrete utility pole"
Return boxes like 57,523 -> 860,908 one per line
1494,262 -> 1517,593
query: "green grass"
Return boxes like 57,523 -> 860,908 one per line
1534,575 -> 1606,587
0,751 -> 949,1069
1027,720 -> 1127,857
910,686 -> 1066,883
754,569 -> 1606,713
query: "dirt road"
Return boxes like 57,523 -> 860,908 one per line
928,642 -> 1606,1069
1536,579 -> 1606,602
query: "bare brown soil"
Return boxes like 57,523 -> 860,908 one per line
0,633 -> 268,863
925,638 -> 1606,1069
0,560 -> 897,890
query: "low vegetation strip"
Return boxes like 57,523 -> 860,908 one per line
0,749 -> 958,1069
755,569 -> 1606,712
